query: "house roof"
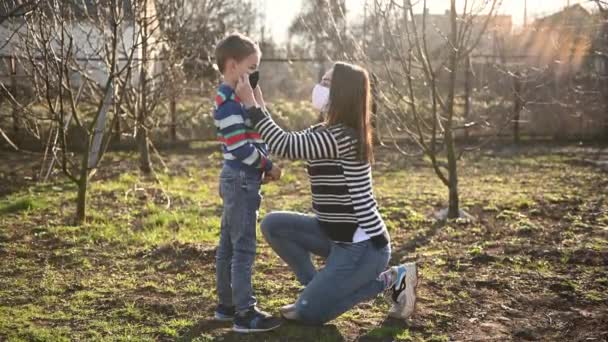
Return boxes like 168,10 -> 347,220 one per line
534,4 -> 591,27
512,4 -> 597,71
1,0 -> 136,21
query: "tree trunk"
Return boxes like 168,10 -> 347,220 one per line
604,67 -> 608,141
137,128 -> 151,173
75,175 -> 88,224
446,0 -> 460,219
170,91 -> 177,143
75,140 -> 91,224
600,13 -> 608,141
464,55 -> 472,141
315,0 -> 325,81
447,162 -> 459,219
513,73 -> 522,145
138,0 -> 152,173
113,112 -> 121,144
602,33 -> 608,141
10,55 -> 19,135
370,73 -> 380,143
604,17 -> 608,141
113,86 -> 121,144
314,53 -> 325,125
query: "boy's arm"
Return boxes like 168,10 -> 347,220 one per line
215,101 -> 273,172
247,106 -> 346,161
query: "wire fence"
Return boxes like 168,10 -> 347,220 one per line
0,52 -> 607,151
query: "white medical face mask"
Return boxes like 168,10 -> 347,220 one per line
312,84 -> 330,112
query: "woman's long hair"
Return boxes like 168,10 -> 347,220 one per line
326,62 -> 374,163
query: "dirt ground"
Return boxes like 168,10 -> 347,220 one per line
0,144 -> 607,341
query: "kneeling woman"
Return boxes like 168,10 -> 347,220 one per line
235,62 -> 418,324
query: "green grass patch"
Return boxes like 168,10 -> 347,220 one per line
366,326 -> 413,340
0,195 -> 47,214
1,146 -> 606,341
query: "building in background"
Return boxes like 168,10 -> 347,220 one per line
513,4 -> 598,75
411,9 -> 513,61
0,0 -> 164,88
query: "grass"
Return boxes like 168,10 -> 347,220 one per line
0,144 -> 607,341
0,195 -> 47,215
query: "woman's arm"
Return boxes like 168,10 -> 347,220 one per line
235,74 -> 347,160
248,107 -> 341,160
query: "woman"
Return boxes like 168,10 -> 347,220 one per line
235,62 -> 418,325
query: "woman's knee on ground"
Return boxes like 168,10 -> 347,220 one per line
295,298 -> 335,325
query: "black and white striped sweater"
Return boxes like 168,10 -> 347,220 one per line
248,106 -> 390,248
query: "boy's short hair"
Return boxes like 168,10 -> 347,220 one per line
214,33 -> 260,74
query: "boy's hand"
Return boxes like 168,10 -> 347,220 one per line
267,164 -> 282,181
253,86 -> 266,109
262,173 -> 274,184
236,74 -> 257,108
262,164 -> 281,184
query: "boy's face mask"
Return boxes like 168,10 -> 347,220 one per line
248,70 -> 260,89
312,84 -> 330,112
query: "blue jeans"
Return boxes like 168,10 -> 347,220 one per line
216,165 -> 262,313
261,211 -> 391,324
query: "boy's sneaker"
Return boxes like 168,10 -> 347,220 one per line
386,262 -> 418,319
233,307 -> 282,333
214,304 -> 235,322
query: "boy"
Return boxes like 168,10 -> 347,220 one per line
212,32 -> 282,333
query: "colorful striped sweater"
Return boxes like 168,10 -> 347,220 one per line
213,84 -> 273,174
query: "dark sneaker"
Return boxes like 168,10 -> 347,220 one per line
214,304 -> 235,322
233,307 -> 282,333
387,262 -> 418,319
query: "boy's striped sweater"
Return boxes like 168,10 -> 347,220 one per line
213,84 -> 273,174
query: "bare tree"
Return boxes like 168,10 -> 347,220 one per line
288,0 -> 503,219
135,0 -> 153,173
154,0 -> 254,143
0,0 -> 40,149
289,0 -> 350,80
366,0 -> 502,219
14,0 -> 139,224
116,0 -> 259,170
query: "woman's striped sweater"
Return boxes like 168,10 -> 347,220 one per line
248,106 -> 390,248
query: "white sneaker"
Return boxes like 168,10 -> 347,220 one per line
386,262 -> 418,319
279,303 -> 300,321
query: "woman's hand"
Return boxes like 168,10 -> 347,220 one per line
236,74 -> 258,109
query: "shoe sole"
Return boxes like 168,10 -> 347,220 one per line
389,263 -> 418,319
232,324 -> 281,333
279,310 -> 299,321
214,313 -> 234,322
404,263 -> 418,318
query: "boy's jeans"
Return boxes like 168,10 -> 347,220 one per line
216,165 -> 262,313
261,211 -> 391,324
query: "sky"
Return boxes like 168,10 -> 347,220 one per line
261,0 -> 593,44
